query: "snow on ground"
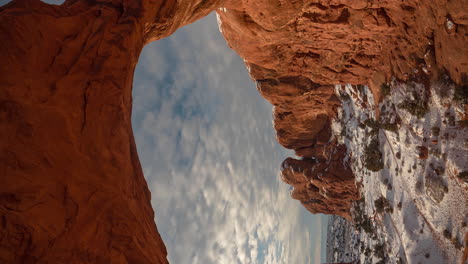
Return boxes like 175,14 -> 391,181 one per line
331,80 -> 467,264
325,215 -> 360,263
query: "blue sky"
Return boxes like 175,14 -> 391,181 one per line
132,13 -> 326,263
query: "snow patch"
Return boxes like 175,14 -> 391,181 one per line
329,80 -> 467,264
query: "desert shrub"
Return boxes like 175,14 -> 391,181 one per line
458,119 -> 468,127
375,197 -> 393,214
453,85 -> 468,104
364,138 -> 384,171
364,247 -> 372,257
381,83 -> 391,97
361,218 -> 374,234
398,99 -> 428,118
364,118 -> 381,130
381,122 -> 399,132
339,91 -> 351,101
374,242 -> 386,259
448,115 -> 456,126
352,197 -> 376,234
425,174 -> 447,203
415,179 -> 424,194
443,229 -> 452,239
457,171 -> 468,183
340,126 -> 351,139
429,147 -> 442,158
364,118 -> 382,136
431,126 -> 440,136
452,237 -> 462,250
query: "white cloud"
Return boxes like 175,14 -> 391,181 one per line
132,13 -> 323,264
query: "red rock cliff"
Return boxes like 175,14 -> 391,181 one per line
0,0 -> 222,263
217,0 -> 467,219
1,0 -> 467,262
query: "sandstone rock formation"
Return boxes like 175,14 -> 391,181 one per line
0,0 -> 222,263
1,0 -> 467,262
217,0 -> 467,219
281,144 -> 359,220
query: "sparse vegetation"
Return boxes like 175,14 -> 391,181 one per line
364,118 -> 381,130
375,196 -> 393,214
415,179 -> 424,194
339,91 -> 351,101
425,174 -> 447,203
363,118 -> 399,136
381,122 -> 399,132
443,229 -> 452,239
457,171 -> 468,183
373,242 -> 387,259
364,118 -> 381,136
429,147 -> 442,158
398,98 -> 429,118
453,85 -> 468,104
452,237 -> 462,250
458,119 -> 468,127
364,247 -> 372,257
381,83 -> 391,97
448,115 -> 456,126
340,126 -> 351,139
431,126 -> 440,137
364,138 -> 384,171
352,197 -> 376,234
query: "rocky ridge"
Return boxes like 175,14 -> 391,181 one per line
217,0 -> 467,219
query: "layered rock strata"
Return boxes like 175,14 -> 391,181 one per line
1,0 -> 467,263
0,0 -> 223,263
217,0 -> 467,219
281,143 -> 359,220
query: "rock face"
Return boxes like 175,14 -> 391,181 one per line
0,0 -> 221,263
218,0 -> 467,85
281,144 -> 359,220
1,0 -> 466,263
217,0 -> 467,218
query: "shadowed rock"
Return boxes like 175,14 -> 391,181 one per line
281,143 -> 360,219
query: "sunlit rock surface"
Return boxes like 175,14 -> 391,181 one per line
1,0 -> 466,263
0,0 -> 222,262
217,0 -> 467,218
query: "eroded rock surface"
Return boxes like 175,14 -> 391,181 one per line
0,0 -> 222,263
217,0 -> 467,218
1,0 -> 467,262
281,143 -> 359,219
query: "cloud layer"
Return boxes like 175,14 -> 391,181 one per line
132,13 -> 323,264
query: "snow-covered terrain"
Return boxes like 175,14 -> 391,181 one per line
325,215 -> 359,263
328,79 -> 467,264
